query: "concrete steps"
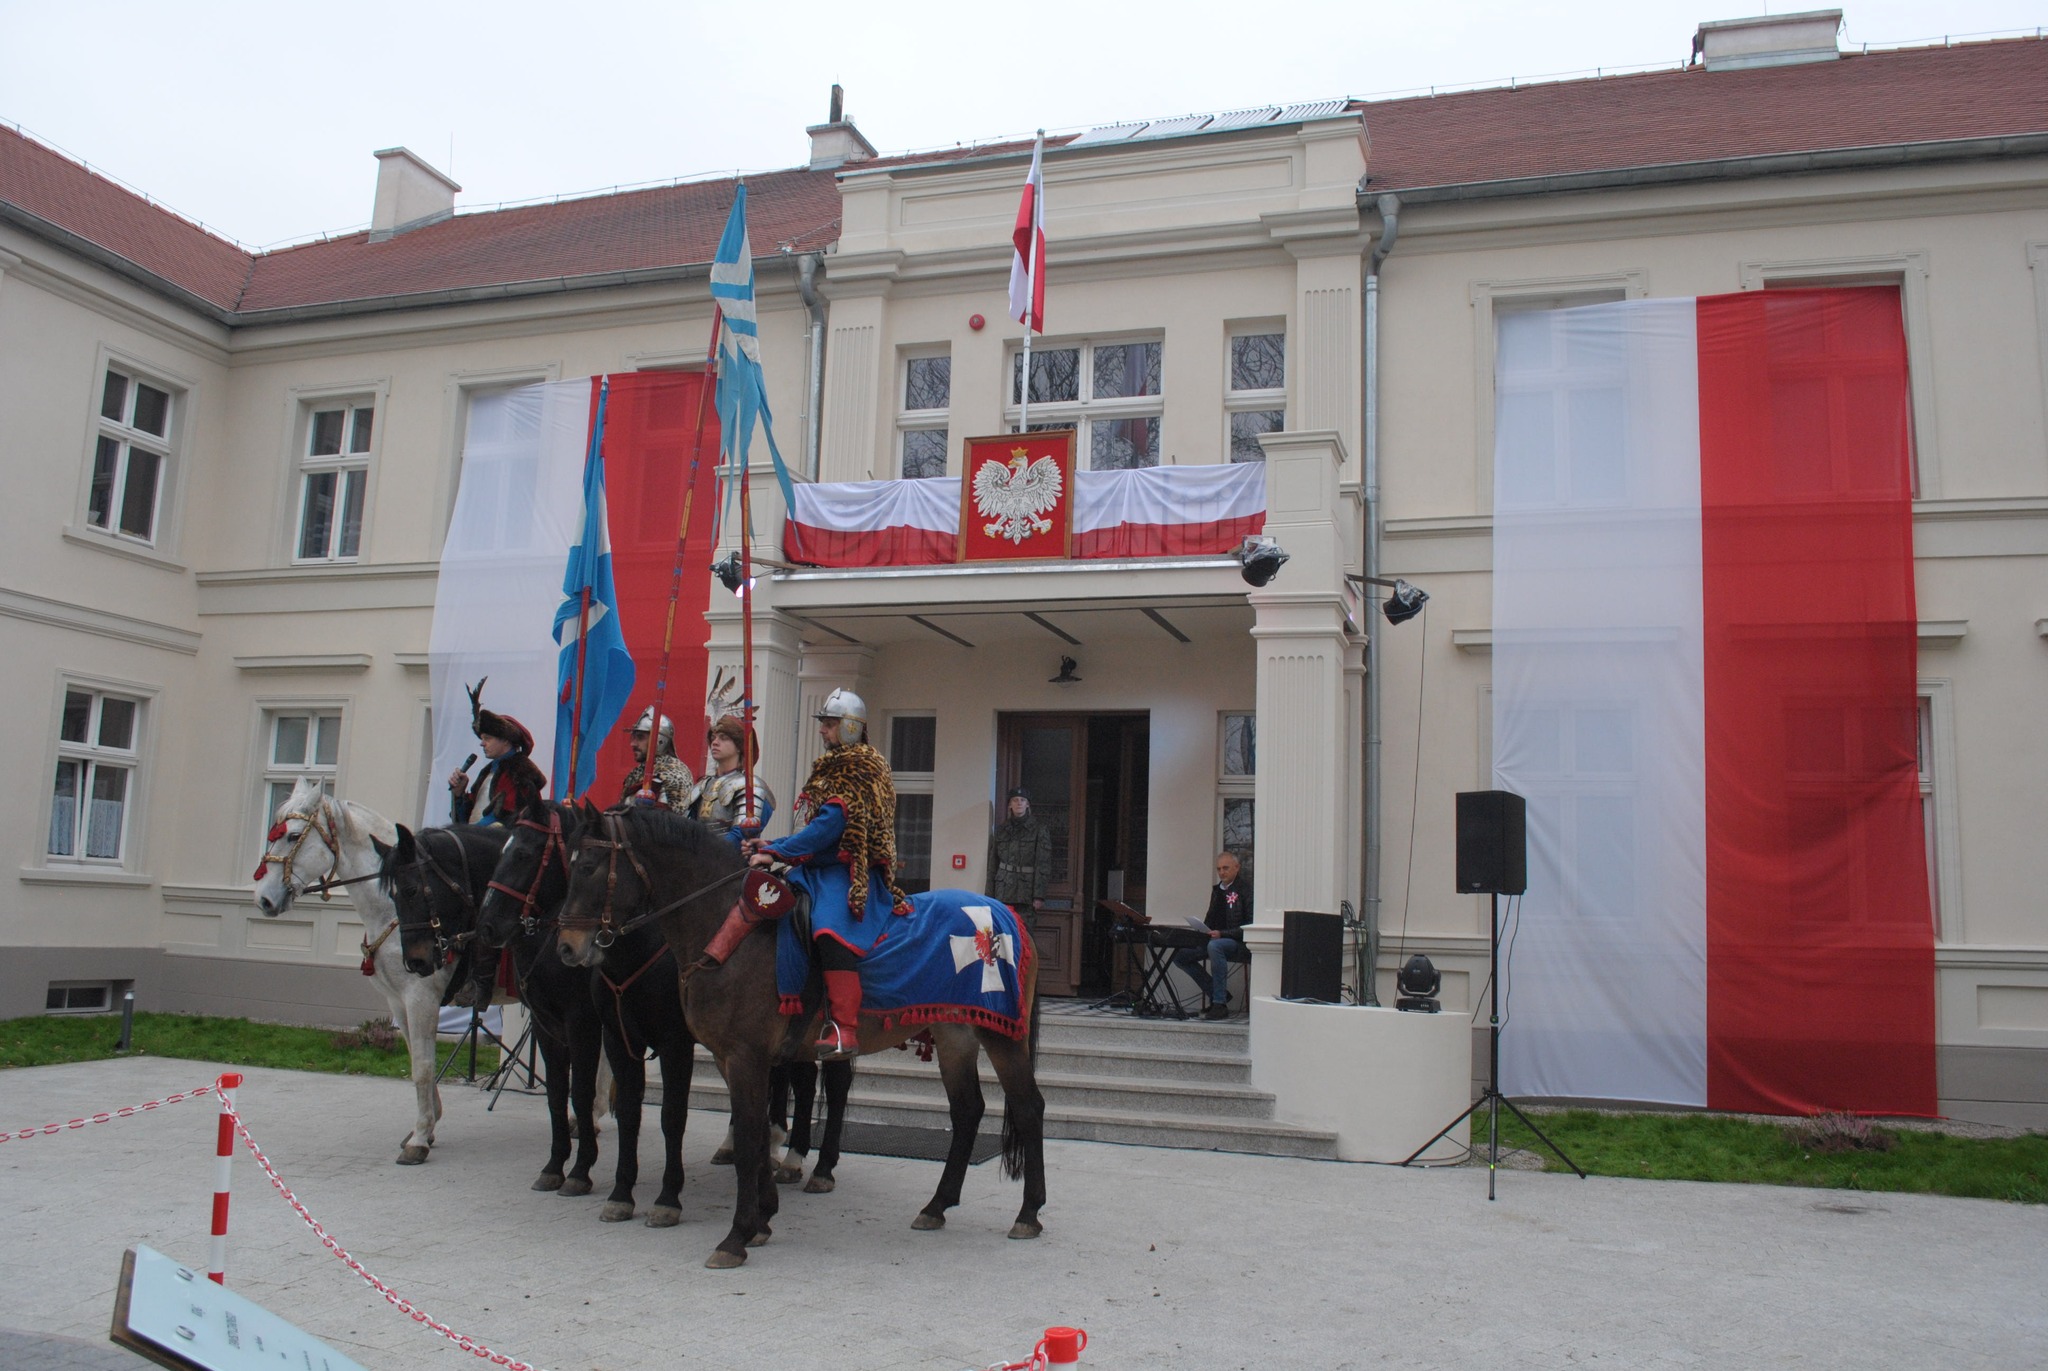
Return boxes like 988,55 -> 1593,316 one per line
670,1004 -> 1339,1159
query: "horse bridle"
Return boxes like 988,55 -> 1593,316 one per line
559,810 -> 748,950
393,829 -> 483,965
255,803 -> 377,903
485,809 -> 569,936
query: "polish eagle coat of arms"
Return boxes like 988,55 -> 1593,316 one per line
973,449 -> 1065,545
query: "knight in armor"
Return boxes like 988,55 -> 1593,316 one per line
686,712 -> 775,847
987,786 -> 1051,914
620,706 -> 694,809
735,688 -> 906,1061
448,679 -> 547,826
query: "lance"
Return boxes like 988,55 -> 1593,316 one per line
567,377 -> 609,799
636,309 -> 724,804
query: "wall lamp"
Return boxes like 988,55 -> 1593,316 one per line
1236,536 -> 1290,588
1347,572 -> 1430,625
710,551 -> 793,597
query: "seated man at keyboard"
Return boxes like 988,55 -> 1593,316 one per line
1172,852 -> 1253,1020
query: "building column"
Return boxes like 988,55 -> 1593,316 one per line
1245,429 -> 1359,1002
703,603 -> 804,839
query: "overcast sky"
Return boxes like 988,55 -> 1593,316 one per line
3,0 -> 2041,248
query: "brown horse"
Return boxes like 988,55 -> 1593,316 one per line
554,804 -> 1046,1269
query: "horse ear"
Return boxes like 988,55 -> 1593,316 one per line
394,824 -> 417,862
370,833 -> 393,861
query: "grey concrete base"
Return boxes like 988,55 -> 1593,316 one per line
0,947 -> 385,1029
0,946 -> 161,1021
5,1057 -> 2045,1371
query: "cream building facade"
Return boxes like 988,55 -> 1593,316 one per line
3,17 -> 2044,1125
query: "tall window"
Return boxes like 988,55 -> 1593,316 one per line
50,688 -> 140,862
1218,712 -> 1255,870
898,352 -> 951,479
1226,329 -> 1286,463
1008,338 -> 1163,470
889,714 -> 936,894
263,710 -> 341,822
89,367 -> 175,543
296,403 -> 374,561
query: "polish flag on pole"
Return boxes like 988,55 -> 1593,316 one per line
1008,133 -> 1046,333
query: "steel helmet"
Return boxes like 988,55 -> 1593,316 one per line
633,707 -> 675,747
814,688 -> 867,745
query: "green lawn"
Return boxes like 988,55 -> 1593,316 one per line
1495,1107 -> 2048,1204
0,1011 -> 496,1079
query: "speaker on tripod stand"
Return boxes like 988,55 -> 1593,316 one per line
1404,789 -> 1584,1197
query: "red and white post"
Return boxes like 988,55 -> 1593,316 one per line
207,1071 -> 242,1285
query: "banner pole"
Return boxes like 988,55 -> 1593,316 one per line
740,459 -> 757,825
638,308 -> 724,803
567,378 -> 611,800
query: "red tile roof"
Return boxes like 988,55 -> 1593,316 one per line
3,38 -> 2044,317
1359,38 -> 2048,192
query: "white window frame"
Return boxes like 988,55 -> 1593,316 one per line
292,397 -> 379,563
1225,323 -> 1287,464
45,981 -> 117,1015
887,712 -> 937,892
258,704 -> 345,830
896,348 -> 953,479
1218,711 -> 1255,868
1006,334 -> 1165,471
1471,272 -> 1648,514
46,681 -> 147,868
78,349 -> 190,553
1740,253 -> 1936,499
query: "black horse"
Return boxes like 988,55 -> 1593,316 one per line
556,805 -> 1046,1268
713,1058 -> 854,1191
478,801 -> 693,1226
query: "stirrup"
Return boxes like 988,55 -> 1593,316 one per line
816,1022 -> 860,1061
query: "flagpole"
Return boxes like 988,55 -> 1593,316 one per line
1020,130 -> 1042,433
568,378 -> 608,800
637,309 -> 724,804
739,447 -> 757,827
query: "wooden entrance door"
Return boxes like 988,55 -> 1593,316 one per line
997,715 -> 1087,995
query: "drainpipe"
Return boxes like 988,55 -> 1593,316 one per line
796,252 -> 827,481
1361,192 -> 1400,1006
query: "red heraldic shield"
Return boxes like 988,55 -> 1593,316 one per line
958,430 -> 1075,563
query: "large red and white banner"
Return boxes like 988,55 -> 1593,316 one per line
1492,288 -> 1936,1116
427,373 -> 720,819
782,462 -> 1265,568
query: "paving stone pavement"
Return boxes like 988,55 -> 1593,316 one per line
2,1056 -> 2043,1371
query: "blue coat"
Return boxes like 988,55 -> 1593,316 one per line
764,800 -> 900,956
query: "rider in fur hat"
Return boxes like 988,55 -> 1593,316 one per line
448,679 -> 547,826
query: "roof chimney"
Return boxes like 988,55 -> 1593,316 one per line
807,85 -> 877,171
1693,9 -> 1842,72
370,147 -> 461,242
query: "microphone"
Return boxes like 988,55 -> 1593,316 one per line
460,752 -> 478,773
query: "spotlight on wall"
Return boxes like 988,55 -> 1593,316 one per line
1395,953 -> 1442,1013
710,553 -> 753,597
1237,537 -> 1290,588
1049,656 -> 1082,686
1381,578 -> 1429,625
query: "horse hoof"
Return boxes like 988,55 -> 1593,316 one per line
600,1202 -> 635,1223
746,1226 -> 771,1248
532,1174 -> 565,1193
645,1206 -> 682,1229
1008,1221 -> 1044,1240
710,1147 -> 734,1166
774,1163 -> 804,1185
802,1175 -> 836,1195
705,1248 -> 747,1270
911,1212 -> 946,1231
558,1177 -> 593,1197
396,1146 -> 430,1166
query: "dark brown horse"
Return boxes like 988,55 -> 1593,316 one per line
555,805 -> 1047,1268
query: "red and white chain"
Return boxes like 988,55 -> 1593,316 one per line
218,1096 -> 552,1371
0,1082 -> 218,1142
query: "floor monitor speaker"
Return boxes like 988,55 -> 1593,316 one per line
1280,910 -> 1343,1003
1455,790 -> 1527,895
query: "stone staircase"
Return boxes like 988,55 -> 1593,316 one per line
675,1004 -> 1340,1159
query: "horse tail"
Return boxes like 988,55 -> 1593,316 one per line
999,988 -> 1042,1183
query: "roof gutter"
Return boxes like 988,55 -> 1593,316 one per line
0,201 -> 242,326
1367,131 -> 2048,205
1359,191 -> 1399,1007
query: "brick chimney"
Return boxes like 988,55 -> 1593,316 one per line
1693,9 -> 1843,72
369,147 -> 461,242
807,85 -> 877,171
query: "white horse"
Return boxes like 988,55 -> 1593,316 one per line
252,777 -> 453,1164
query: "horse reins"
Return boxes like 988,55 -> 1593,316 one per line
396,829 -> 484,964
257,804 -> 385,902
559,811 -> 748,949
486,810 -> 568,936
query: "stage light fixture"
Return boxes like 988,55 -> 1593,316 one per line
1381,578 -> 1429,625
710,553 -> 753,596
1237,537 -> 1290,588
1395,953 -> 1441,1013
1049,656 -> 1082,686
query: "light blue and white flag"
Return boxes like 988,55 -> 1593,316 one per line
711,185 -> 796,514
551,381 -> 636,797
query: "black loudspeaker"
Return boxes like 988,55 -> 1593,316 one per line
1280,910 -> 1343,1003
1456,790 -> 1527,895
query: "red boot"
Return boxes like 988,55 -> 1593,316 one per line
819,969 -> 863,1061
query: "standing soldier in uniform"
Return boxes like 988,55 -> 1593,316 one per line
987,786 -> 1051,916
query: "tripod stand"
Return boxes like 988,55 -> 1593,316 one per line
486,1018 -> 545,1109
1403,891 -> 1585,1198
433,1005 -> 519,1087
